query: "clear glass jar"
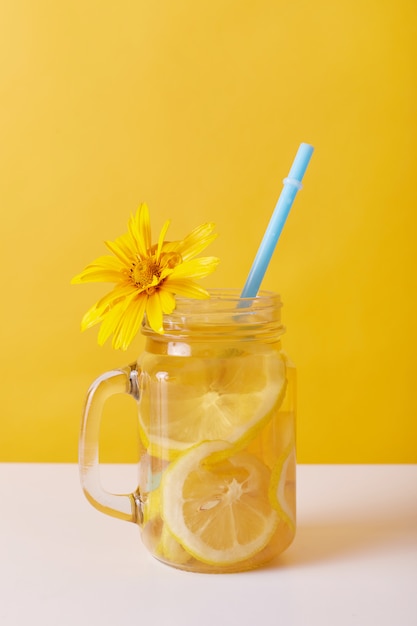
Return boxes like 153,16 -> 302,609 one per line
79,289 -> 296,573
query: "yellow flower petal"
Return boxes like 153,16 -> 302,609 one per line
84,255 -> 123,270
169,256 -> 219,279
105,235 -> 134,266
163,278 -> 210,299
72,270 -> 121,284
127,214 -> 142,257
177,223 -> 217,261
112,295 -> 147,350
146,292 -> 164,334
91,283 -> 137,315
131,203 -> 152,257
80,284 -> 138,331
159,240 -> 182,254
72,204 -> 218,349
97,297 -> 133,346
71,256 -> 124,284
158,288 -> 176,314
156,219 -> 171,261
81,303 -> 104,331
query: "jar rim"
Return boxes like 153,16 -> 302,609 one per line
174,288 -> 281,309
142,289 -> 284,339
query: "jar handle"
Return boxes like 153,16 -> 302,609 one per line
79,363 -> 142,524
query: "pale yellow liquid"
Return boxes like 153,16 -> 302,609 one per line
137,337 -> 296,573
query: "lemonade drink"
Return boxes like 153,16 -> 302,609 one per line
79,290 -> 296,573
135,290 -> 296,573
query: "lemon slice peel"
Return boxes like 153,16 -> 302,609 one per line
160,440 -> 279,567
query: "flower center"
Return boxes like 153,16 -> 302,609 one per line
130,257 -> 161,290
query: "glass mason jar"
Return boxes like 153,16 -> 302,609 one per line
79,289 -> 296,573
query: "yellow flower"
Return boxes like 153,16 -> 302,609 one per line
72,203 -> 219,350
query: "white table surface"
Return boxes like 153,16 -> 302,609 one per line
0,463 -> 416,626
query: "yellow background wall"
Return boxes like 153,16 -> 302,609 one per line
1,1 -> 416,463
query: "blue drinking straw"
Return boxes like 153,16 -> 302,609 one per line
240,142 -> 314,299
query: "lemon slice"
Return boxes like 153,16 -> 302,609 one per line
268,443 -> 296,530
142,485 -> 161,525
138,349 -> 287,459
160,440 -> 279,566
156,524 -> 193,565
141,481 -> 193,565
